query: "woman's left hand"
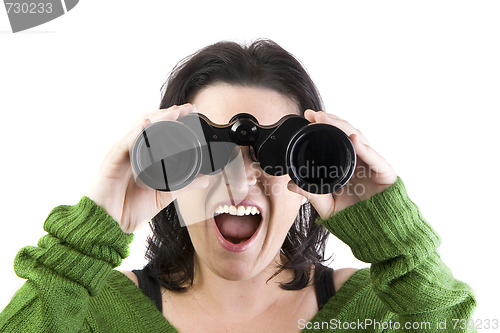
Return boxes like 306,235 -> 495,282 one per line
287,110 -> 398,220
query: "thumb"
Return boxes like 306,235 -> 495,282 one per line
287,180 -> 335,220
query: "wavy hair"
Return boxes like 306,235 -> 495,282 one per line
143,39 -> 330,291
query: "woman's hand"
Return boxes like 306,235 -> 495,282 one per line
87,104 -> 208,233
287,110 -> 397,220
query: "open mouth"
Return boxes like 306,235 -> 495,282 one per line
212,203 -> 263,252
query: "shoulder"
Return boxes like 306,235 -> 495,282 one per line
118,269 -> 139,287
119,267 -> 361,294
333,268 -> 361,292
319,268 -> 390,321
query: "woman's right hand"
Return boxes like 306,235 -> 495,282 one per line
87,103 -> 208,233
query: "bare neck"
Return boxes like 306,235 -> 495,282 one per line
187,255 -> 296,321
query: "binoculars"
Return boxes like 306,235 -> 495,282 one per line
131,113 -> 356,194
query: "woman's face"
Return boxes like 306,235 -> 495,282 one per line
175,83 -> 307,282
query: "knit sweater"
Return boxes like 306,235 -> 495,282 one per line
0,178 -> 476,332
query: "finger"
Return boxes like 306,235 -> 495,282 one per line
351,134 -> 397,184
287,180 -> 335,220
318,112 -> 370,145
122,117 -> 154,162
306,110 -> 370,145
123,106 -> 181,151
147,103 -> 194,123
104,117 -> 152,166
178,103 -> 196,118
304,109 -> 316,122
121,104 -> 194,160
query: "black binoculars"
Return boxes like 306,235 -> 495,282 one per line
131,113 -> 356,194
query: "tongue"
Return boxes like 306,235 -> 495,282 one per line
215,214 -> 260,240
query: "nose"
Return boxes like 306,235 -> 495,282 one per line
222,146 -> 259,195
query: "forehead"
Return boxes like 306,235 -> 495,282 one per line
190,84 -> 300,125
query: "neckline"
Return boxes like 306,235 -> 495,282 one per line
114,268 -> 369,332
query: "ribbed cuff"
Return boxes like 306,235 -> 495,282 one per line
319,177 -> 441,264
43,196 -> 134,265
13,197 -> 134,296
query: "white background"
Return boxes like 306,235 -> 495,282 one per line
1,0 -> 498,326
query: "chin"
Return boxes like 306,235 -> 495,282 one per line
194,237 -> 273,283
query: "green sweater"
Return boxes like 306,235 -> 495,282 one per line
0,178 -> 476,332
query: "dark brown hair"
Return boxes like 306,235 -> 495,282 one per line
143,39 -> 330,291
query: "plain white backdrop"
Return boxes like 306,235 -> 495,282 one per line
1,0 -> 498,326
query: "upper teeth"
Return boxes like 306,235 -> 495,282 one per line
214,204 -> 261,216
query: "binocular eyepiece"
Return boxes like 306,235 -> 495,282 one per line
131,113 -> 356,194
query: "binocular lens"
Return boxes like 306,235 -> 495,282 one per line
287,124 -> 356,194
132,114 -> 356,195
131,121 -> 202,191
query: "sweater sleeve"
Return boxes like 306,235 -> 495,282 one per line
319,177 -> 477,332
0,197 -> 134,333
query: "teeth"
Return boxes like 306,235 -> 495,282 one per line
214,204 -> 261,216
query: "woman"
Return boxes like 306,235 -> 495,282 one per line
0,40 -> 476,332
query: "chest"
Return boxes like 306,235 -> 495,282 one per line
161,287 -> 319,333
